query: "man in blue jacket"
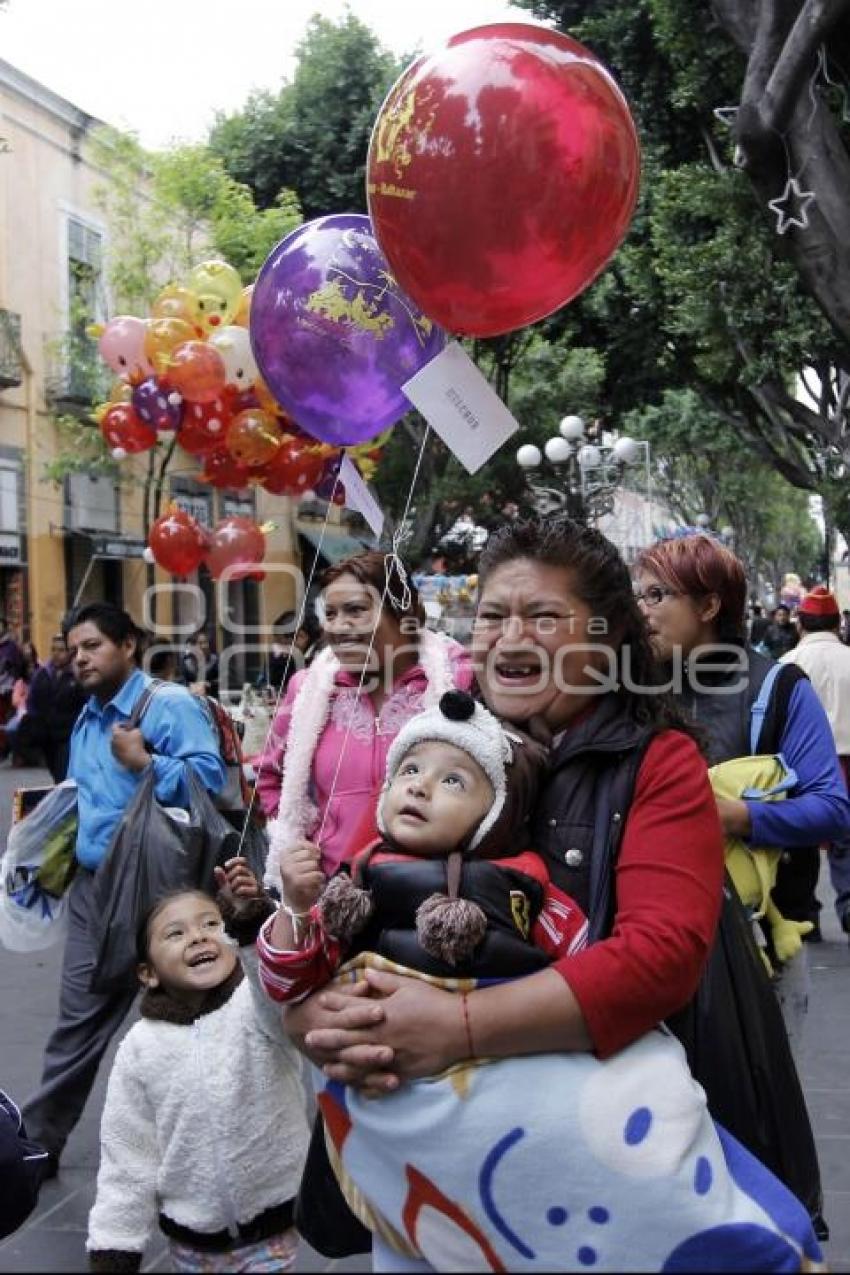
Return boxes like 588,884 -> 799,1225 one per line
21,603 -> 226,1176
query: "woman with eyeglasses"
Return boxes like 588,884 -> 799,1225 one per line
634,534 -> 850,1042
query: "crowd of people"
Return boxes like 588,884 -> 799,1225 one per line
2,523 -> 849,1272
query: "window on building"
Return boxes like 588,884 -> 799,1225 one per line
0,467 -> 18,533
66,216 -> 105,401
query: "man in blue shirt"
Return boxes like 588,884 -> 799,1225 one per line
21,603 -> 226,1176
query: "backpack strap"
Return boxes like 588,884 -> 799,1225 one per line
126,678 -> 166,731
748,663 -> 783,754
749,662 -> 808,755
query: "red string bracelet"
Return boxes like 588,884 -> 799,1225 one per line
460,991 -> 476,1060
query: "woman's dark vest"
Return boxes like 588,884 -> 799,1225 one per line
351,856 -> 550,979
529,693 -> 655,938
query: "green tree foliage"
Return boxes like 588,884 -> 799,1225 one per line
89,129 -> 302,310
513,0 -> 850,545
210,14 -> 401,220
623,389 -> 821,588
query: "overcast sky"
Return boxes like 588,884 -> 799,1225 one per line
0,0 -> 541,148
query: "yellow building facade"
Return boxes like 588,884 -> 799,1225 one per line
0,57 -> 367,690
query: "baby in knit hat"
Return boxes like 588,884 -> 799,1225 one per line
259,690 -> 588,991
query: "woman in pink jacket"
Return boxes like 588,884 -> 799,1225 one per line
257,551 -> 472,888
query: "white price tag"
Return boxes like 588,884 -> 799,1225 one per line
339,453 -> 385,539
402,341 -> 520,474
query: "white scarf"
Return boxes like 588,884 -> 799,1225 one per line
265,628 -> 457,888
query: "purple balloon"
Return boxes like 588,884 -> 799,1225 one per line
131,377 -> 184,431
250,214 -> 446,446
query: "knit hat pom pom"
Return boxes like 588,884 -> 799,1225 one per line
416,892 -> 487,967
439,690 -> 476,721
319,873 -> 374,942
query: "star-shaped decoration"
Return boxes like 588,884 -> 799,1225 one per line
713,106 -> 739,128
768,177 -> 816,235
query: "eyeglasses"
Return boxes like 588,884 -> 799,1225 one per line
633,586 -> 680,608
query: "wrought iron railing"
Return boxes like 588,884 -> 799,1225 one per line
43,328 -> 110,414
0,308 -> 23,389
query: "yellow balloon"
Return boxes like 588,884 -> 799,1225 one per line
107,378 -> 133,404
143,317 -> 196,375
188,259 -> 242,334
233,285 -> 253,329
151,284 -> 201,332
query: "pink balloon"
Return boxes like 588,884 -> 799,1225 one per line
99,316 -> 153,381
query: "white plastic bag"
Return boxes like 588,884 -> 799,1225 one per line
0,781 -> 78,952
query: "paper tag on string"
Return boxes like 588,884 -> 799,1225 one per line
340,453 -> 385,539
401,341 -> 520,474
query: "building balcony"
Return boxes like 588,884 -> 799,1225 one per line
43,329 -> 110,416
0,308 -> 23,389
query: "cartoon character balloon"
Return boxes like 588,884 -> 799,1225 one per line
188,259 -> 243,333
209,326 -> 259,390
250,214 -> 446,446
97,316 -> 153,381
367,24 -> 641,336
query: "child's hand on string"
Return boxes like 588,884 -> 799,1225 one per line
214,857 -> 262,914
281,840 -> 325,914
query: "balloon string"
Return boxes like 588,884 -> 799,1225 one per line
235,473 -> 344,859
314,425 -> 431,848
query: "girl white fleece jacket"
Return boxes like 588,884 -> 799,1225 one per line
87,949 -> 309,1259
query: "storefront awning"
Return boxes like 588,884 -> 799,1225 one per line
296,524 -> 373,564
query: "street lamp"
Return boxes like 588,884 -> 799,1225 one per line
516,415 -> 648,524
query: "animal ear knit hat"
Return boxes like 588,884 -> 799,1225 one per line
377,690 -> 517,851
318,691 -> 550,967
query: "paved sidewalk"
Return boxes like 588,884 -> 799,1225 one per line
1,762 -> 849,1271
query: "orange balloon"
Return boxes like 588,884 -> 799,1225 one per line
233,285 -> 253,329
252,375 -> 282,417
164,341 -> 227,404
143,317 -> 197,375
151,284 -> 202,332
226,409 -> 283,467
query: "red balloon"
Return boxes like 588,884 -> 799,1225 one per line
205,516 -> 266,581
256,439 -> 326,496
100,403 -> 157,455
148,508 -> 208,576
164,341 -> 227,404
199,447 -> 254,489
367,24 -> 640,337
178,394 -> 235,455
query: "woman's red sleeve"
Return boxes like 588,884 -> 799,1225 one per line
553,731 -> 724,1058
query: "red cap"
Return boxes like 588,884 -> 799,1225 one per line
798,586 -> 839,617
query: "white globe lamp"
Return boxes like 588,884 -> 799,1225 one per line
578,444 -> 602,469
696,513 -> 711,528
559,414 -> 585,442
612,435 -> 642,465
544,437 -> 572,464
516,444 -> 543,469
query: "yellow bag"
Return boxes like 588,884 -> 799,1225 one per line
708,754 -> 812,968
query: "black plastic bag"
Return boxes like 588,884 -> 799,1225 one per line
88,767 -> 241,993
294,1113 -> 372,1257
666,877 -> 826,1232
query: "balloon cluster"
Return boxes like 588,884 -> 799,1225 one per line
91,259 -> 393,578
92,259 -> 344,498
145,504 -> 269,582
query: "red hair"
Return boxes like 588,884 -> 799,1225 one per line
635,535 -> 747,643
